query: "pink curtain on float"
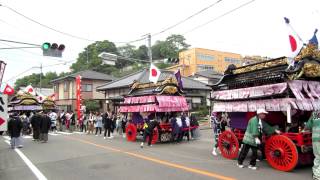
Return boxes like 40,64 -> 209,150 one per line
119,95 -> 188,112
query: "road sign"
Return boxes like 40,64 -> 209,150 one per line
0,94 -> 8,131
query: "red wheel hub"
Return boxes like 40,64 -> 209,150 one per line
146,129 -> 159,144
218,130 -> 239,159
265,135 -> 298,172
126,123 -> 137,142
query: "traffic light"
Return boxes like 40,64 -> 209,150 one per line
42,42 -> 65,57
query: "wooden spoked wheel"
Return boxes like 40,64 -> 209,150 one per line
218,130 -> 239,159
126,123 -> 137,142
265,135 -> 298,172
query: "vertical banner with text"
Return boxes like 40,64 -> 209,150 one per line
76,75 -> 82,121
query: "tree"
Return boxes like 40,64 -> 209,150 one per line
14,72 -> 58,90
166,34 -> 190,51
71,40 -> 118,73
83,100 -> 100,112
134,45 -> 149,60
152,34 -> 190,59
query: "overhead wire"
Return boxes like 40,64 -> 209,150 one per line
152,0 -> 223,37
0,4 -> 97,42
3,60 -> 76,83
183,0 -> 256,35
4,66 -> 35,83
0,41 -> 69,63
0,3 -> 149,45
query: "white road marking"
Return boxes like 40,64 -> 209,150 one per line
3,136 -> 10,140
72,131 -> 85,135
56,131 -> 73,135
22,136 -> 32,139
48,133 -> 59,136
3,140 -> 47,180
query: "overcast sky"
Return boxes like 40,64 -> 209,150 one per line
0,0 -> 319,88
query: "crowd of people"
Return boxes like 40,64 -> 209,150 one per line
7,111 -> 53,149
6,110 -> 200,151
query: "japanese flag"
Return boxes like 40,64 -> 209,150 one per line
284,17 -> 303,58
25,85 -> 36,96
3,84 -> 14,95
37,93 -> 46,103
50,93 -> 56,101
149,63 -> 161,84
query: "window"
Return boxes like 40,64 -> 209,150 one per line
54,85 -> 58,92
196,53 -> 215,61
224,57 -> 241,64
197,65 -> 215,71
64,82 -> 68,92
81,84 -> 92,92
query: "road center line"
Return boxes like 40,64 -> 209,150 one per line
3,139 -> 47,180
66,136 -> 236,180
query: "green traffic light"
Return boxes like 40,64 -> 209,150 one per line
42,42 -> 50,50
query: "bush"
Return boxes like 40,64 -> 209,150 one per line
192,105 -> 209,118
83,100 -> 100,112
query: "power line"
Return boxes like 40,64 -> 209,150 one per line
3,60 -> 75,83
0,4 -> 97,42
0,46 -> 40,50
152,0 -> 223,37
0,41 -> 67,63
4,66 -> 35,82
0,4 -> 148,45
183,0 -> 256,35
0,38 -> 40,46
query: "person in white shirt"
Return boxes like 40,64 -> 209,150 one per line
49,111 -> 58,133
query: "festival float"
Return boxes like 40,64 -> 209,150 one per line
119,69 -> 197,144
210,32 -> 320,171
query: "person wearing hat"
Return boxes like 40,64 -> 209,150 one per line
237,108 -> 280,170
304,111 -> 320,180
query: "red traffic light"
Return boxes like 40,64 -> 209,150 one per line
58,44 -> 65,51
51,43 -> 58,49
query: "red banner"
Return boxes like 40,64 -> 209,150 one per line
76,75 -> 82,121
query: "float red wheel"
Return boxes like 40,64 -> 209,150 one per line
265,135 -> 298,172
146,129 -> 159,144
218,130 -> 239,159
126,123 -> 137,142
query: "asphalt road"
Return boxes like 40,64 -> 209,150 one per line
0,129 -> 312,180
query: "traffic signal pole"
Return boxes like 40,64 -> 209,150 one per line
39,63 -> 42,93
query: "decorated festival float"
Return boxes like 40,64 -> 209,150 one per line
8,85 -> 57,113
210,27 -> 320,171
119,68 -> 197,144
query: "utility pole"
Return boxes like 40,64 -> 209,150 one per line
39,63 -> 42,93
147,34 -> 152,63
86,48 -> 89,63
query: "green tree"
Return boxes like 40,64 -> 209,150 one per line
134,45 -> 149,60
83,100 -> 100,112
14,72 -> 58,90
152,34 -> 190,59
71,40 -> 118,73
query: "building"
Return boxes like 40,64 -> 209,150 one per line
96,69 -> 211,111
51,70 -> 115,111
166,48 -> 243,76
189,70 -> 223,85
